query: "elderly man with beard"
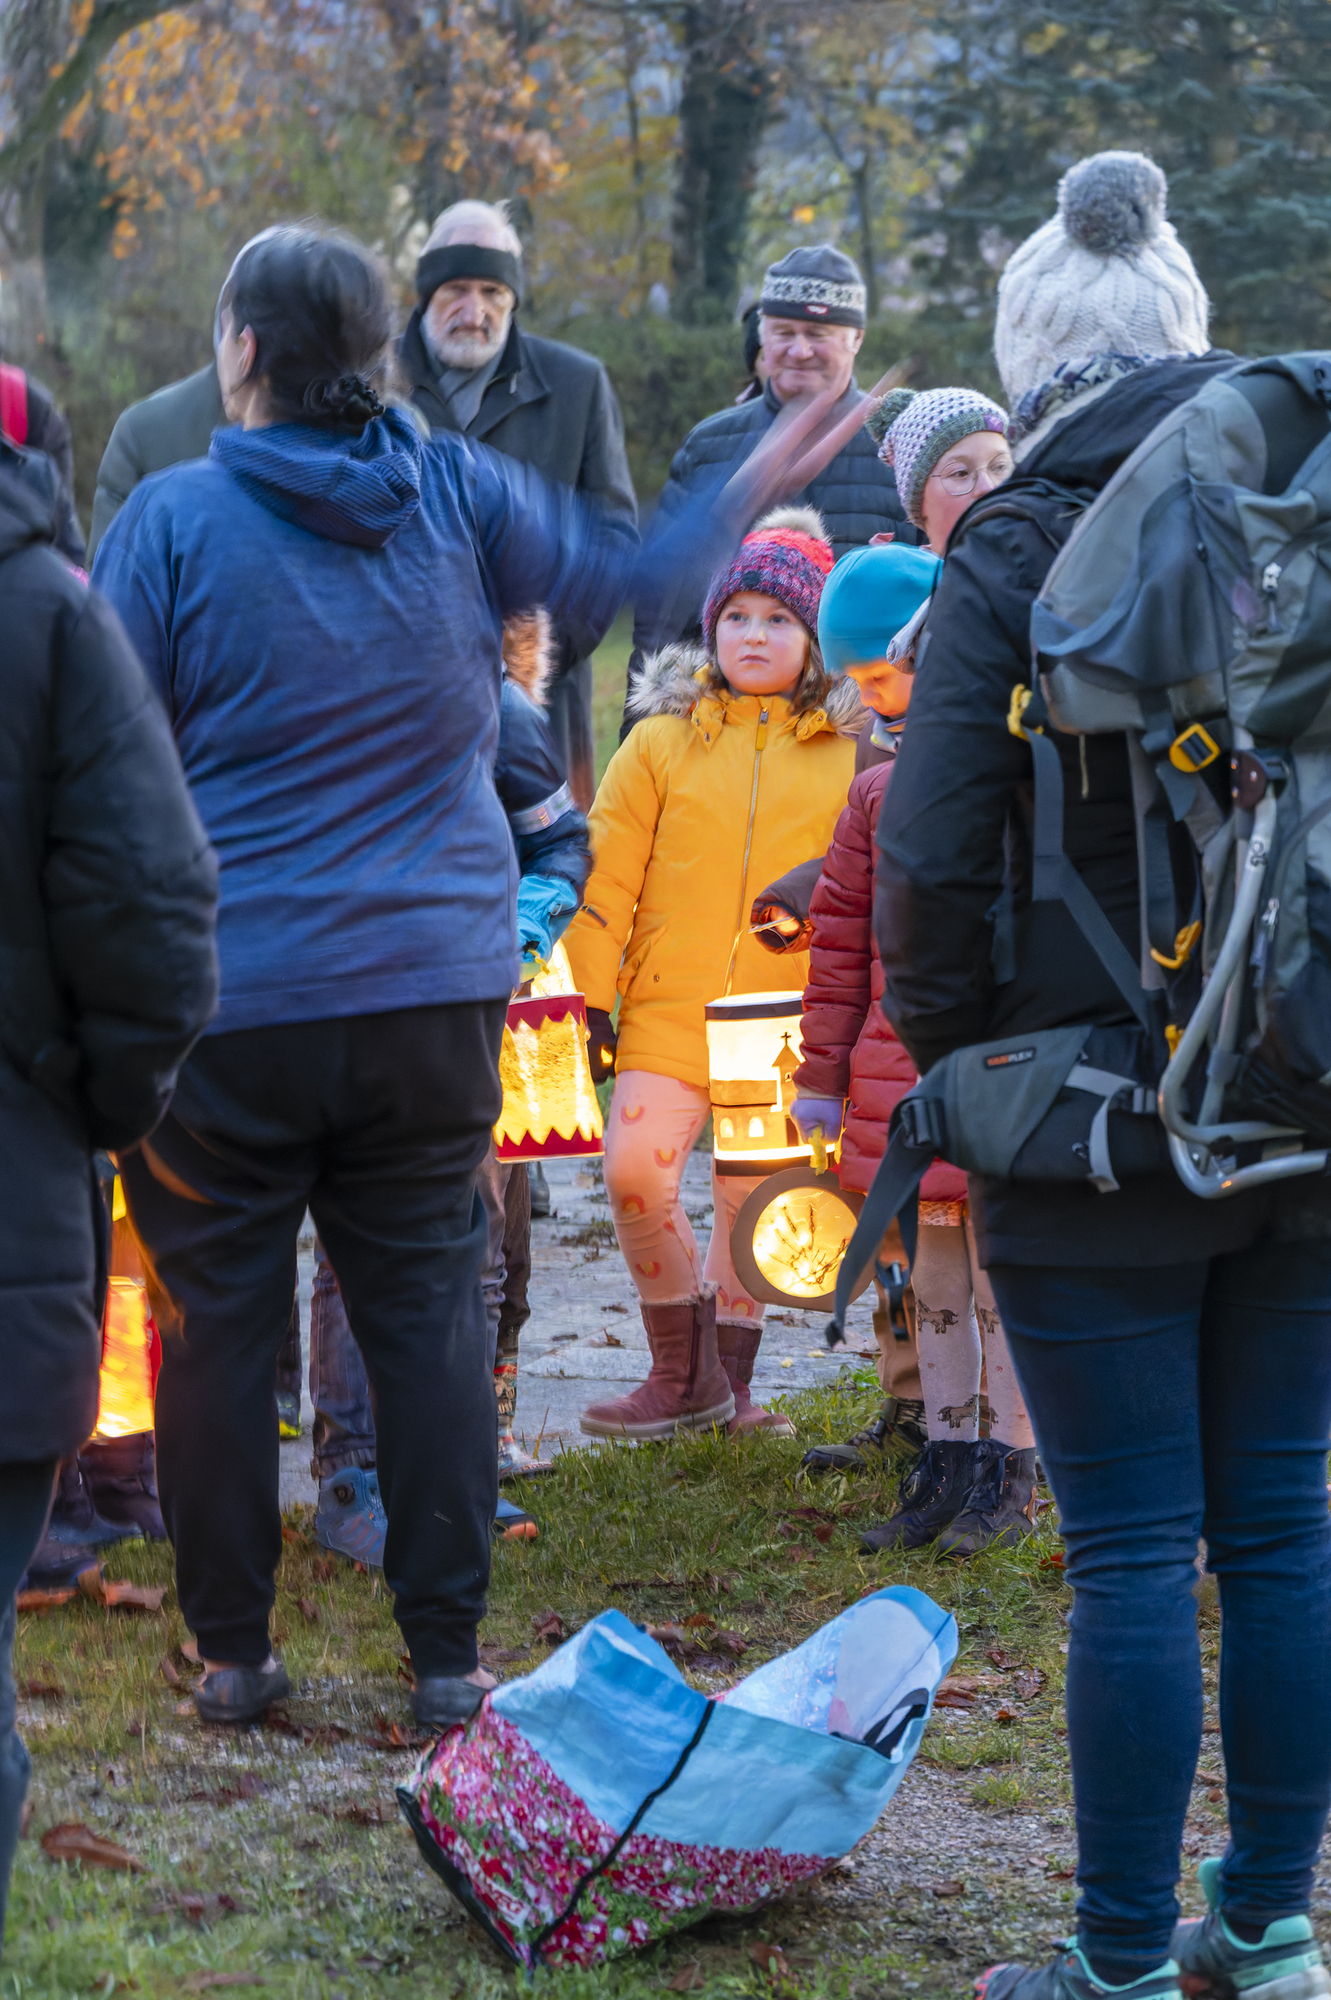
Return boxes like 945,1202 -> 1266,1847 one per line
399,200 -> 636,814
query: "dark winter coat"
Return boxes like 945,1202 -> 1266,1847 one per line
92,409 -> 640,1036
88,363 -> 225,561
0,456 -> 219,1460
1,370 -> 85,565
796,761 -> 966,1201
627,380 -> 913,709
874,353 -> 1331,1266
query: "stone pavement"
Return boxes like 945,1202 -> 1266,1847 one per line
280,1149 -> 880,1507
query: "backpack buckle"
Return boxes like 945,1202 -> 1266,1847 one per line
1169,723 -> 1220,773
1150,920 -> 1203,971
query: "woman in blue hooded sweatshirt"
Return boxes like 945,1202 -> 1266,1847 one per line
94,225 -> 845,1730
90,227 -> 669,1731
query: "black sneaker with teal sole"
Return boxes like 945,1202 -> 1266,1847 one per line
1171,1858 -> 1330,2000
977,1943 -> 1182,2000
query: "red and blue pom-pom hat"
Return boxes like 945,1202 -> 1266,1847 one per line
702,506 -> 835,651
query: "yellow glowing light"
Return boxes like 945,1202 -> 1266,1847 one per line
95,1277 -> 156,1439
706,992 -> 810,1170
528,940 -> 576,998
719,1117 -> 735,1139
495,994 -> 604,1163
747,1116 -> 765,1138
750,1189 -> 860,1300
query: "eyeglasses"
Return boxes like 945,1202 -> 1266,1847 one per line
930,454 -> 1013,498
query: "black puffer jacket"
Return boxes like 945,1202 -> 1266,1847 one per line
0,454 -> 219,1459
874,353 -> 1331,1268
628,380 -> 912,694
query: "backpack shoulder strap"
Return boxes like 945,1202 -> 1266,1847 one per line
0,365 -> 28,447
947,476 -> 1094,558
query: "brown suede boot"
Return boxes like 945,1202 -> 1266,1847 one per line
580,1290 -> 735,1439
717,1323 -> 795,1437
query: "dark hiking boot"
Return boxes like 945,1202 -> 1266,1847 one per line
860,1438 -> 994,1552
79,1432 -> 167,1541
1172,1857 -> 1330,2000
937,1444 -> 1039,1558
194,1659 -> 291,1725
19,1539 -> 102,1598
977,1944 -> 1182,2000
802,1396 -> 926,1473
410,1675 -> 489,1731
47,1453 -> 141,1549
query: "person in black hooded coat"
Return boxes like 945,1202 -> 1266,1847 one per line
877,154 -> 1331,2000
0,442 -> 217,1955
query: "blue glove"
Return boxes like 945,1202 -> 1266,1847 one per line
792,1096 -> 846,1144
517,872 -> 580,967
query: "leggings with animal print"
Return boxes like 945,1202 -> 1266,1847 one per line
913,1217 -> 1033,1448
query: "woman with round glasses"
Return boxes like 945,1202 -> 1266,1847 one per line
869,385 -> 1014,556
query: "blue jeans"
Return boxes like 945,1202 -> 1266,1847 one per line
310,1146 -> 511,1478
0,1459 -> 58,1956
989,1238 -> 1331,1979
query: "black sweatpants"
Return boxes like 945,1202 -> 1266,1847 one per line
119,1003 -> 505,1677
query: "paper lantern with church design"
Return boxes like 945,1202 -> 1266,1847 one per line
705,992 -> 810,1176
494,942 -> 605,1164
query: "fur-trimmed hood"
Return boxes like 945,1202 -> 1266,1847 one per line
626,640 -> 865,739
501,608 -> 554,707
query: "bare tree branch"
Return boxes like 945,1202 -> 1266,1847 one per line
0,0 -> 183,190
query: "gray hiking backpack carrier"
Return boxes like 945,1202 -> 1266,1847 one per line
825,354 -> 1331,1344
1031,352 -> 1331,1200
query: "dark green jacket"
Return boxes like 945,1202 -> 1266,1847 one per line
88,363 -> 224,560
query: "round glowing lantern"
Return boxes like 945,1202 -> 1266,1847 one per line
705,992 -> 809,1177
730,1164 -> 872,1311
494,942 -> 604,1164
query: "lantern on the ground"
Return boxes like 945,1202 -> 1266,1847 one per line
494,942 -> 604,1164
730,1164 -> 872,1311
705,992 -> 809,1176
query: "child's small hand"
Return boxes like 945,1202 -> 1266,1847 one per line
585,1007 -> 618,1083
792,1096 -> 846,1145
751,899 -> 813,954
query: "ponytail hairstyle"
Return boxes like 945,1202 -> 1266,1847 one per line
217,225 -> 393,432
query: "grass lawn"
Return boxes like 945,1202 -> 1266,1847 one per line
2,1367 -> 1119,2000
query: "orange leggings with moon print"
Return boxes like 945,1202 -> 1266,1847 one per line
602,1071 -> 768,1319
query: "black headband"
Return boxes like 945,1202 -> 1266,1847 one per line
415,244 -> 522,306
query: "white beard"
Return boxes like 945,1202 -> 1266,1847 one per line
423,316 -> 511,372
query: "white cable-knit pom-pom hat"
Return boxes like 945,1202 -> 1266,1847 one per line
994,151 -> 1211,408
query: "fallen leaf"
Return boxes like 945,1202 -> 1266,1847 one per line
40,1823 -> 144,1873
312,1557 -> 336,1582
932,1688 -> 976,1710
600,1332 -> 623,1347
19,1798 -> 33,1839
1013,1668 -> 1048,1701
17,1588 -> 76,1612
712,1630 -> 750,1657
750,1941 -> 795,1985
176,1700 -> 195,1717
159,1657 -> 181,1688
183,1975 -> 265,1992
149,1888 -> 249,1926
930,1880 -> 965,1897
606,1301 -> 629,1312
1202,1721 -> 1220,1735
263,1712 -> 352,1749
280,1526 -> 308,1548
811,1523 -> 834,1544
995,1704 -> 1019,1724
79,1575 -> 166,1612
1039,1551 -> 1065,1570
1207,1787 -> 1224,1803
296,1597 -> 319,1624
19,1678 -> 63,1698
186,1772 -> 268,1806
683,1612 -> 716,1630
336,1801 -> 394,1826
477,1645 -> 528,1665
1047,1866 -> 1075,1880
668,1965 -> 706,1992
532,1610 -> 565,1643
362,1716 -> 429,1752
986,1645 -> 1017,1669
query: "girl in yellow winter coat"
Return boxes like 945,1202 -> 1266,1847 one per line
564,508 -> 861,1442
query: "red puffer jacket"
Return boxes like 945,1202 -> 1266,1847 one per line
795,760 -> 967,1200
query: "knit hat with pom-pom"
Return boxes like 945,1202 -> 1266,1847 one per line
868,386 -> 1010,528
994,151 -> 1210,407
703,505 -> 835,648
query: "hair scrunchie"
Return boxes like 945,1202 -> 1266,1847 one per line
303,373 -> 386,426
